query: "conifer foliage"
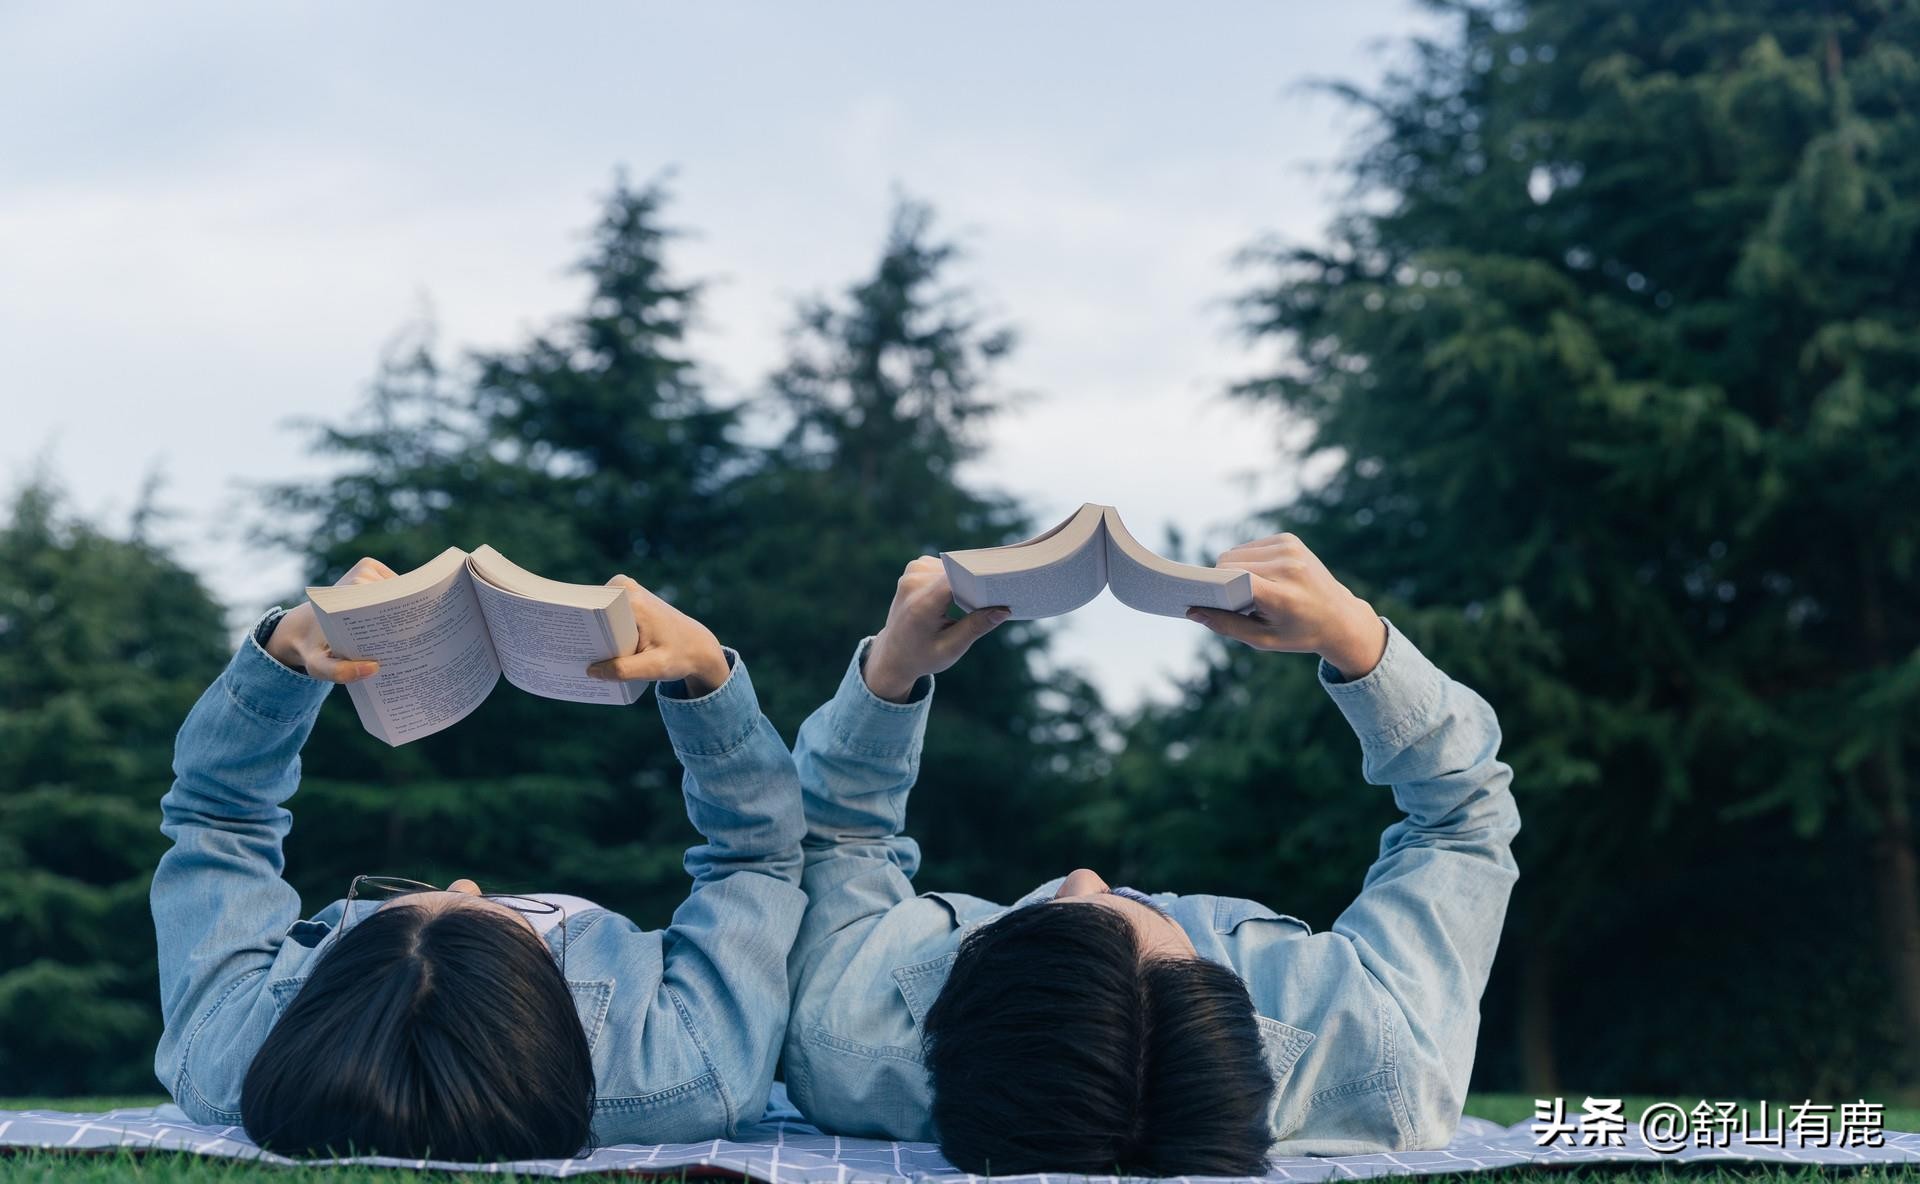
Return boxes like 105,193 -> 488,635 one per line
0,482 -> 228,1093
1157,0 -> 1920,1091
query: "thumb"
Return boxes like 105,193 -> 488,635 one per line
950,606 -> 1012,646
1185,606 -> 1266,647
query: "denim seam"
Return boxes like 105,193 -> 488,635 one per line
174,966 -> 267,1124
175,1065 -> 242,1127
665,983 -> 735,1132
562,908 -> 611,948
1320,617 -> 1402,697
567,979 -> 615,1051
806,1022 -> 925,1064
593,1070 -> 720,1112
1379,994 -> 1416,1147
1306,1067 -> 1393,1107
669,725 -> 760,759
830,730 -> 924,761
784,1047 -> 814,1108
839,680 -> 931,716
1321,622 -> 1448,749
851,638 -> 937,710
221,673 -> 323,727
1373,679 -> 1447,752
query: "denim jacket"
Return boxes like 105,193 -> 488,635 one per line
783,621 -> 1519,1156
152,609 -> 806,1146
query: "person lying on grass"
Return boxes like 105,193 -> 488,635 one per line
152,558 -> 805,1161
782,533 -> 1521,1176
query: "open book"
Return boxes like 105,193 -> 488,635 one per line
941,504 -> 1256,620
306,546 -> 649,747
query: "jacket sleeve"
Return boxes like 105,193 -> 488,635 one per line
646,648 -> 809,1134
151,608 -> 331,1121
788,637 -> 935,964
1228,619 -> 1521,1150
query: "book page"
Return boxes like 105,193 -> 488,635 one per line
467,546 -> 648,706
307,550 -> 503,746
941,504 -> 1109,618
1101,507 -> 1255,617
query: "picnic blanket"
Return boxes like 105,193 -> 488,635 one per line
3,1090 -> 1916,1181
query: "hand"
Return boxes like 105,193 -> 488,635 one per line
1184,532 -> 1388,679
587,575 -> 731,696
863,556 -> 1009,702
266,557 -> 393,683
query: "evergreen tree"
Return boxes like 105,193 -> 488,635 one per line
256,179 -> 743,929
1153,0 -> 1920,1093
721,198 -> 1106,898
255,184 -> 1105,935
0,479 -> 228,1093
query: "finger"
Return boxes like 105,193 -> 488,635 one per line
305,646 -> 381,684
905,571 -> 956,616
1217,555 -> 1305,579
586,649 -> 681,681
1185,606 -> 1269,647
340,557 -> 398,585
946,606 -> 1012,646
1217,541 -> 1299,566
606,574 -> 647,594
911,566 -> 953,599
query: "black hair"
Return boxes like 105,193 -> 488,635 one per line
922,900 -> 1276,1176
240,901 -> 595,1161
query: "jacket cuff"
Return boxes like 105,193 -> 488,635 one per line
225,607 -> 334,724
816,637 -> 934,758
656,647 -> 760,757
1317,617 -> 1447,753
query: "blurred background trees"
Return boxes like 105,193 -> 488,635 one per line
1,0 -> 1914,1101
0,480 -> 227,1093
1208,0 -> 1920,1093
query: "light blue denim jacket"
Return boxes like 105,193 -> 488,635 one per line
152,609 -> 806,1146
783,621 -> 1520,1157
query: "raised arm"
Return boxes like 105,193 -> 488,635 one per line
152,559 -> 393,1119
586,577 -> 808,1137
1189,535 -> 1520,1149
790,557 -> 1007,955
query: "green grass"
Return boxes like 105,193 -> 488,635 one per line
1,1094 -> 1915,1181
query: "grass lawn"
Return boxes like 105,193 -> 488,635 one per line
1,1094 -> 1915,1182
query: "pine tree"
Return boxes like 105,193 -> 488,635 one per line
724,198 -> 1106,897
1132,0 -> 1919,1094
0,479 -> 228,1093
256,179 -> 744,929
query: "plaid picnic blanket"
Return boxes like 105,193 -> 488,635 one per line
3,1095 -> 1916,1180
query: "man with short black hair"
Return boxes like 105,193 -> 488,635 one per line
783,534 -> 1520,1175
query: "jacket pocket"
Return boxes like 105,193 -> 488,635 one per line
1255,1014 -> 1316,1083
891,950 -> 959,1030
1213,896 -> 1314,936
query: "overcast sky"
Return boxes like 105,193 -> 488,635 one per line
1,1 -> 1441,710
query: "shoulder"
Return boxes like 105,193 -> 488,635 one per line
167,938 -> 325,1124
784,891 -> 990,1141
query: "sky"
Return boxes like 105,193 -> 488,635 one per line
0,1 -> 1443,710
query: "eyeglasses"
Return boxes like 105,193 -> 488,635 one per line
343,875 -> 569,976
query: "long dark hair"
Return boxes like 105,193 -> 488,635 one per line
922,901 -> 1276,1176
241,902 -> 595,1161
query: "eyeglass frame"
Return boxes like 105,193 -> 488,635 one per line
342,874 -> 570,976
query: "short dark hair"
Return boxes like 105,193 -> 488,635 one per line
241,902 -> 595,1161
922,900 -> 1276,1176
